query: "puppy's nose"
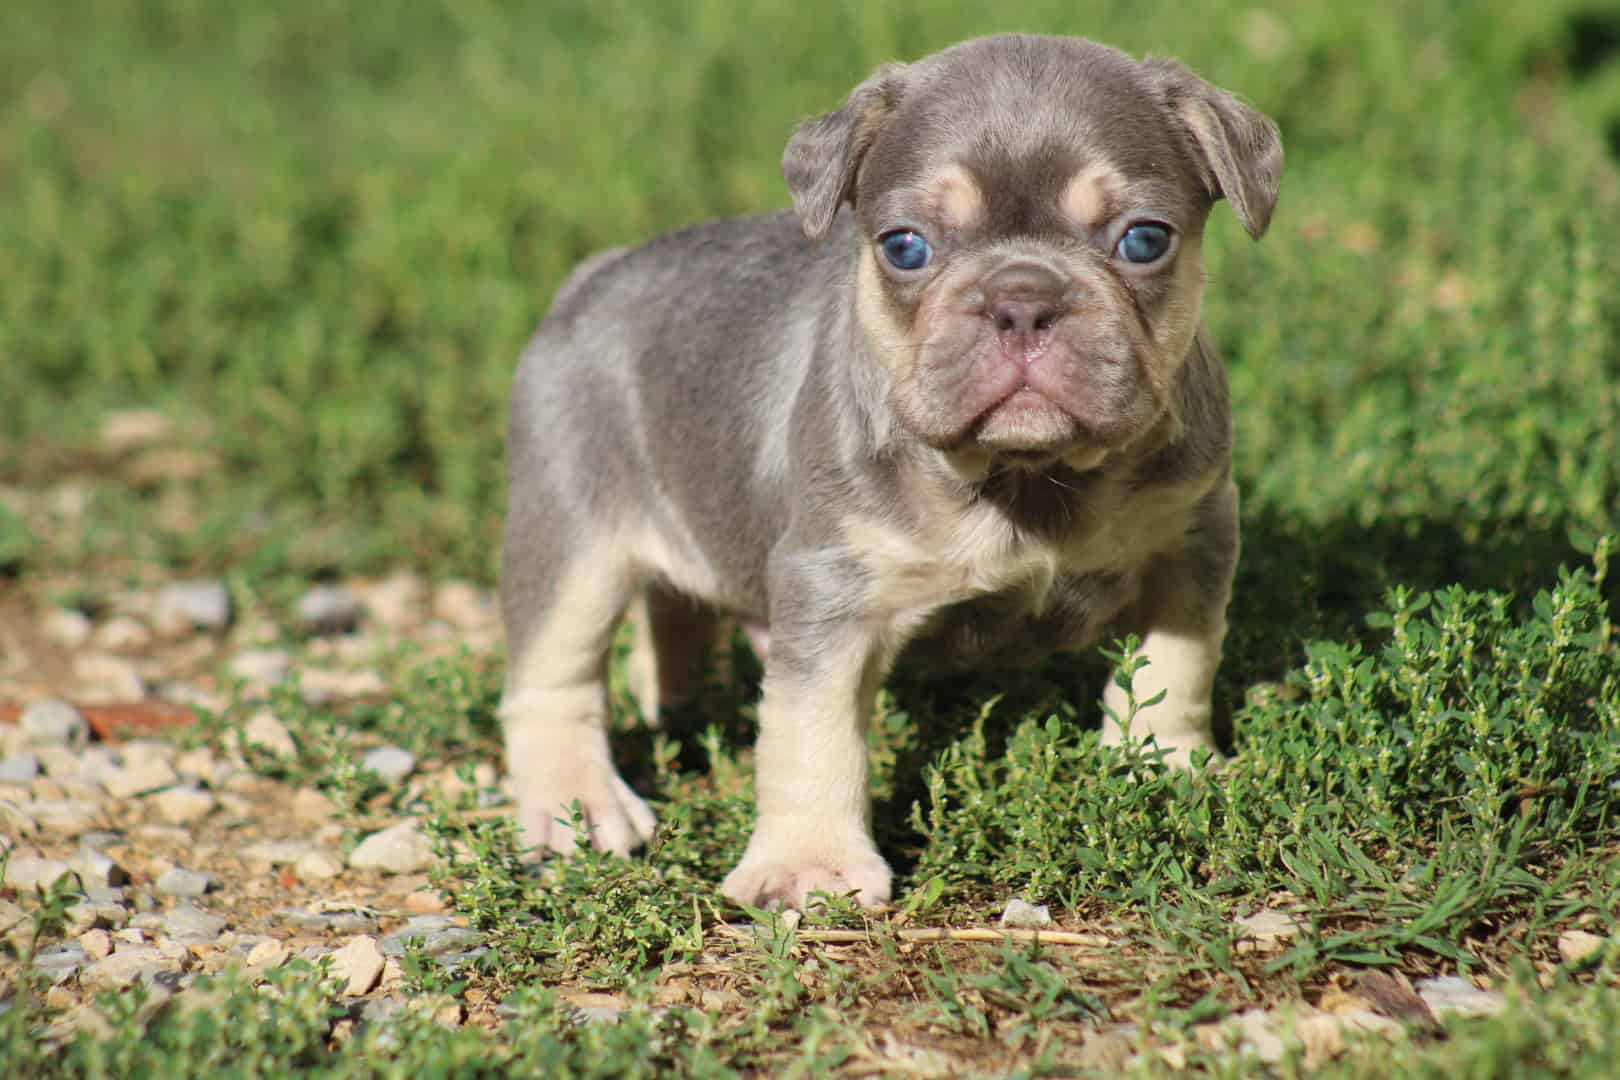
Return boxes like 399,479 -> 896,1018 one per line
981,263 -> 1069,358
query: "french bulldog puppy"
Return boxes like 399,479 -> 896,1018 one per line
499,33 -> 1281,910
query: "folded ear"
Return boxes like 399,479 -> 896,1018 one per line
782,64 -> 909,240
1147,59 -> 1283,240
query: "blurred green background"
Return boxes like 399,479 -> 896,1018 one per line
1,0 -> 1616,624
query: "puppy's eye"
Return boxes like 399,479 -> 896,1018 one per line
1116,222 -> 1173,265
878,230 -> 932,271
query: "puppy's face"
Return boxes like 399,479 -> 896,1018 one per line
783,35 -> 1282,468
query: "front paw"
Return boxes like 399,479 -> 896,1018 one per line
510,760 -> 657,858
721,834 -> 892,911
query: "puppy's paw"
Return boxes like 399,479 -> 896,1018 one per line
721,839 -> 892,911
1154,740 -> 1227,772
512,763 -> 657,858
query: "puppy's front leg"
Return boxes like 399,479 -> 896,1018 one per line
1101,479 -> 1239,768
721,556 -> 893,910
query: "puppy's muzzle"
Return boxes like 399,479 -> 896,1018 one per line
978,262 -> 1072,365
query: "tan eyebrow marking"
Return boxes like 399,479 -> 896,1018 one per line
923,164 -> 985,231
1061,161 -> 1125,230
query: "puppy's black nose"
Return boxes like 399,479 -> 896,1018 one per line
988,297 -> 1062,335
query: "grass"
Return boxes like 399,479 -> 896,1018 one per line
3,0 -> 1620,1074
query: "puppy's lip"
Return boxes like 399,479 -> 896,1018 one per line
967,387 -> 1095,460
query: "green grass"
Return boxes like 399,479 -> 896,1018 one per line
4,0 -> 1620,1074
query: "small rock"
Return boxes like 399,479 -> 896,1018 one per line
41,608 -> 94,649
1236,908 -> 1305,949
292,787 -> 338,824
1416,976 -> 1506,1020
69,848 -> 128,889
348,822 -> 434,875
331,935 -> 386,996
240,710 -> 297,758
1076,1028 -> 1136,1072
361,746 -> 415,785
33,944 -> 90,984
74,747 -> 119,786
163,903 -> 226,941
999,898 -> 1052,929
230,649 -> 293,688
433,581 -> 494,630
121,739 -> 179,768
360,573 -> 426,629
172,747 -> 218,781
403,890 -> 447,915
73,655 -> 146,702
300,668 -> 387,705
103,757 -> 180,800
242,840 -> 315,866
149,785 -> 217,825
294,851 -> 343,881
154,580 -> 232,635
296,586 -> 365,635
5,855 -> 72,892
100,409 -> 173,453
155,867 -> 214,898
65,900 -> 129,934
35,745 -> 86,779
247,939 -> 289,969
27,799 -> 103,836
380,922 -> 485,958
94,615 -> 152,652
19,699 -> 89,747
81,945 -> 172,991
0,900 -> 29,936
0,753 -> 40,784
1233,1009 -> 1286,1063
1558,929 -> 1608,966
79,928 -> 114,960
275,907 -> 379,935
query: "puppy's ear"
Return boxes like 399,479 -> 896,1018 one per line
783,64 -> 908,240
1147,59 -> 1282,240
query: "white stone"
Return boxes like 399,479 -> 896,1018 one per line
361,746 -> 415,785
1558,929 -> 1607,965
347,823 -> 434,874
155,867 -> 214,898
296,586 -> 365,635
295,850 -> 343,881
69,848 -> 128,889
242,840 -> 316,866
5,855 -> 72,891
80,945 -> 172,991
360,573 -> 425,629
240,710 -> 297,758
432,581 -> 494,630
247,939 -> 289,969
300,668 -> 387,705
1416,976 -> 1506,1019
94,615 -> 152,652
154,580 -> 232,634
149,785 -> 217,825
1236,908 -> 1305,944
999,898 -> 1053,929
292,787 -> 339,824
72,655 -> 146,702
41,608 -> 93,649
79,928 -> 113,960
0,754 -> 40,784
230,650 -> 292,687
103,758 -> 179,799
331,935 -> 386,996
19,699 -> 89,747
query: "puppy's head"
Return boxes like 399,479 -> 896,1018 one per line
784,34 -> 1281,469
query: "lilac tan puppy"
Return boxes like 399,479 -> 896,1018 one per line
498,33 -> 1282,910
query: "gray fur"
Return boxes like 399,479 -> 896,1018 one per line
499,33 -> 1281,909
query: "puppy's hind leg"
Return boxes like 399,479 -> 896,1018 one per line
500,525 -> 656,857
624,584 -> 720,726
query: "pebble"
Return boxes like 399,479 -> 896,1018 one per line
103,758 -> 180,799
1416,976 -> 1506,1019
154,580 -> 232,635
231,650 -> 294,689
242,840 -> 315,866
348,823 -> 435,875
69,848 -> 128,889
149,785 -> 217,825
999,898 -> 1052,929
0,753 -> 40,784
247,940 -> 290,969
380,920 -> 485,958
240,710 -> 297,758
331,935 -> 386,996
403,890 -> 447,915
155,868 -> 214,898
74,747 -> 119,786
292,787 -> 339,824
276,908 -> 379,935
163,903 -> 227,941
432,582 -> 494,630
41,608 -> 94,649
361,573 -> 426,629
361,746 -> 415,785
300,668 -> 387,705
73,654 -> 146,702
33,944 -> 90,983
0,900 -> 29,936
19,699 -> 89,747
29,799 -> 103,836
79,928 -> 113,960
294,851 -> 343,881
1235,908 -> 1305,948
1558,929 -> 1608,965
6,855 -> 72,891
94,615 -> 152,652
296,586 -> 366,635
65,901 -> 129,934
100,409 -> 173,453
80,945 -> 172,991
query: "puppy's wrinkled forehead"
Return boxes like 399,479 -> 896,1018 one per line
858,37 -> 1202,234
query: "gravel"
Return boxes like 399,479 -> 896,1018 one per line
348,822 -> 435,874
19,700 -> 89,748
155,868 -> 215,898
296,586 -> 366,635
155,580 -> 233,634
361,745 -> 416,785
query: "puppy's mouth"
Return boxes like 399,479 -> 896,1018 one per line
967,387 -> 1106,470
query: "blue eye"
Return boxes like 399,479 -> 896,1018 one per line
1116,223 -> 1173,264
879,230 -> 932,271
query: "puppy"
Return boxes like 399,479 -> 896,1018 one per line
499,33 -> 1281,910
